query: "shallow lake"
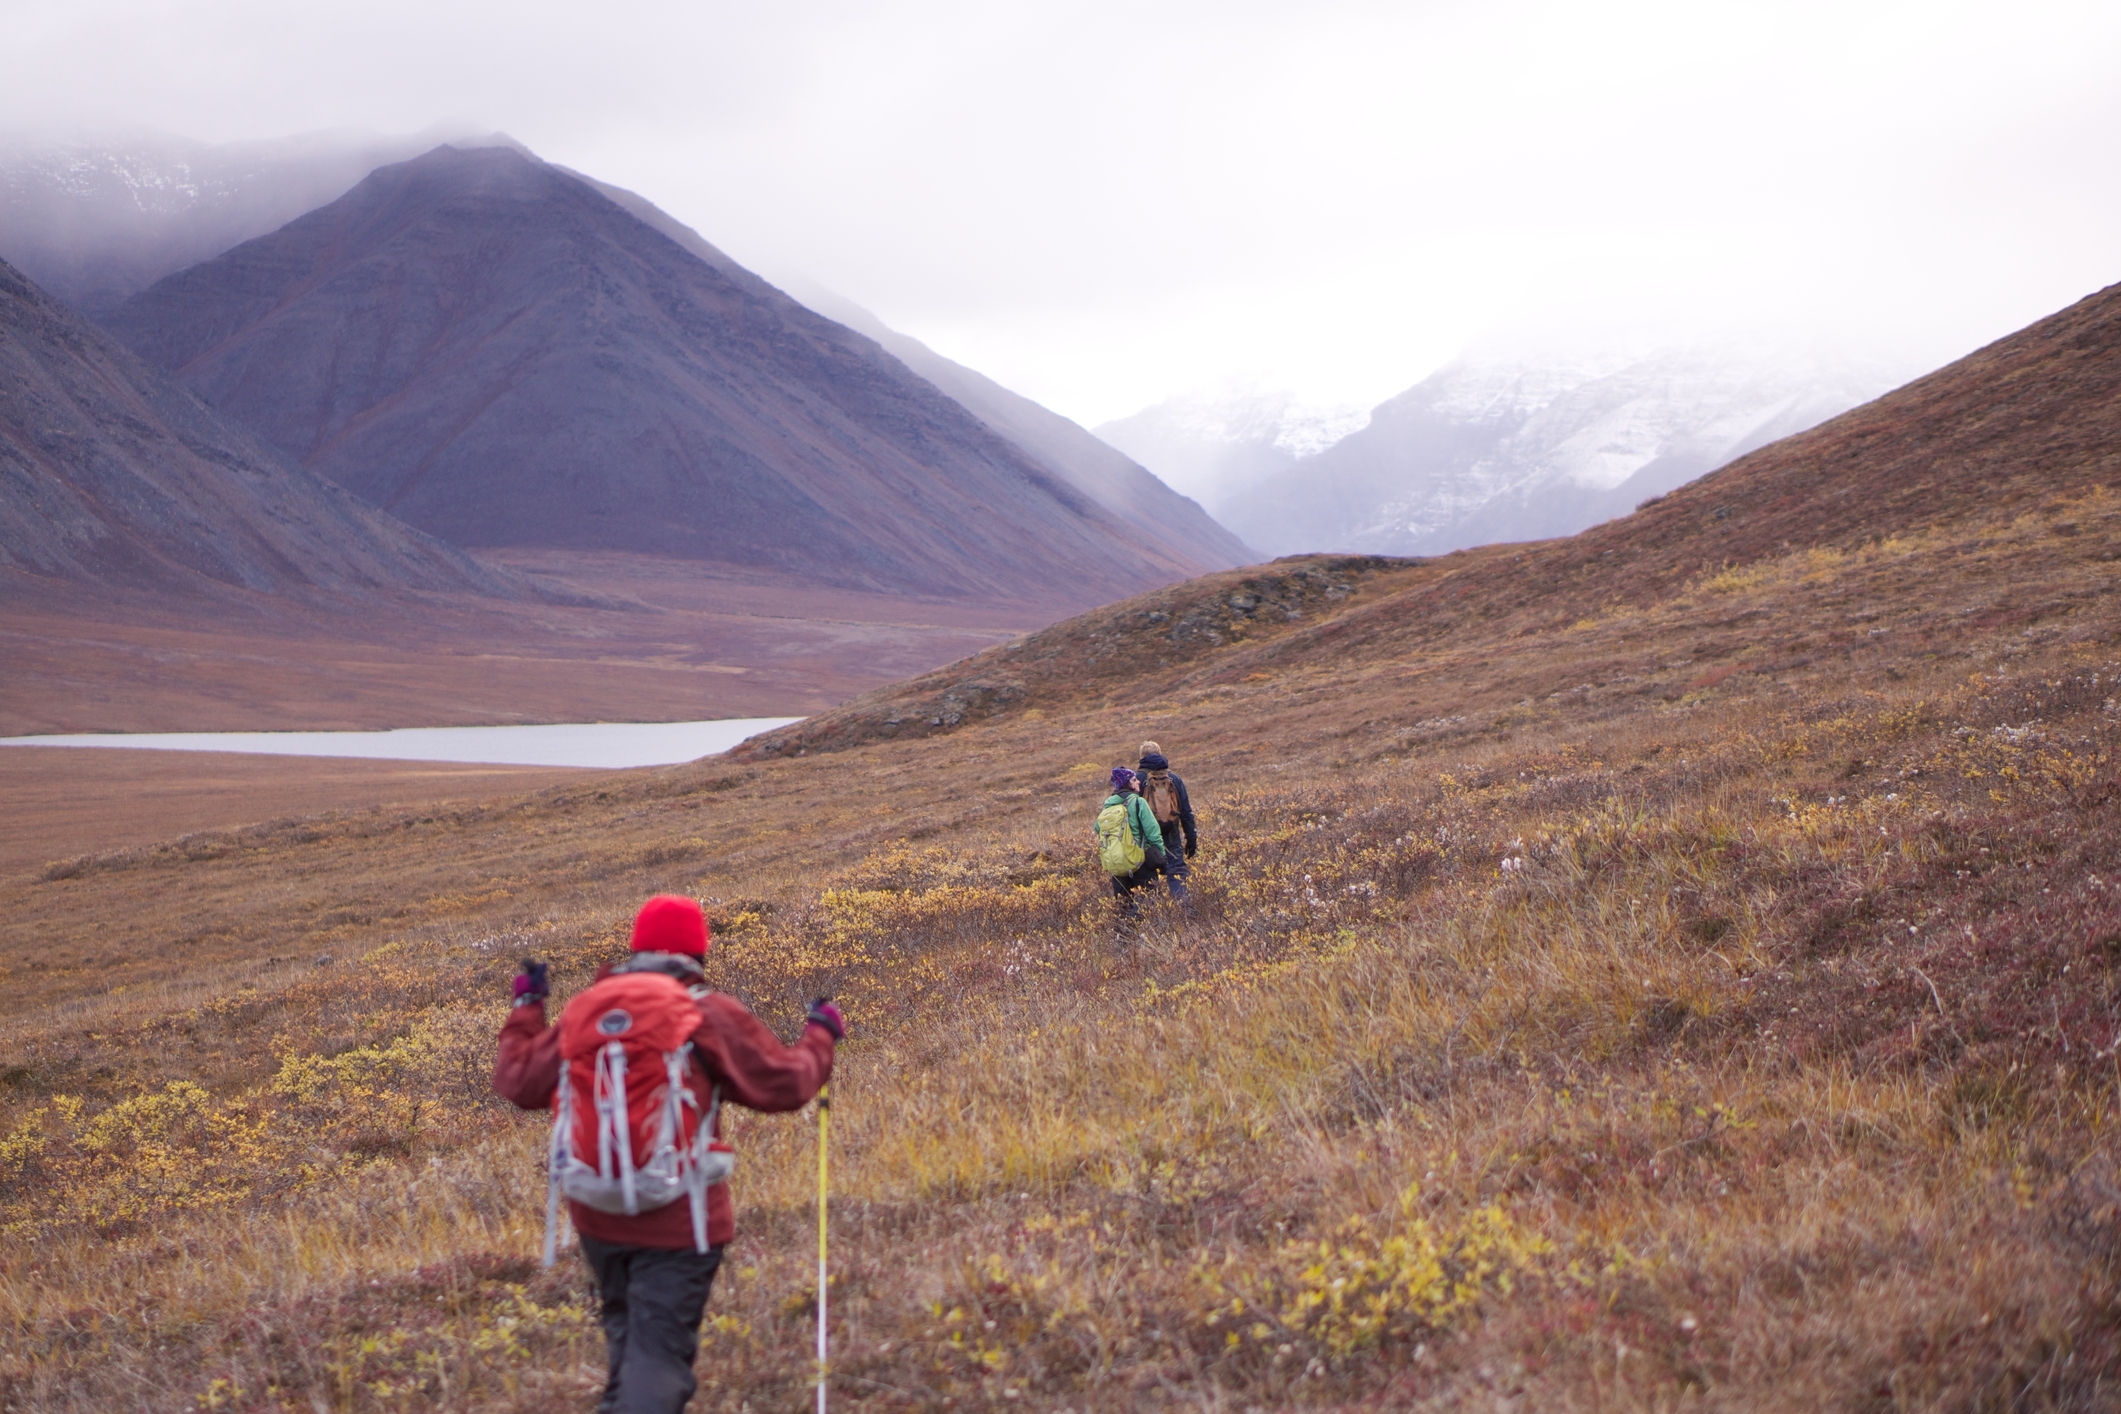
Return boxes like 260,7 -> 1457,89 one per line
0,718 -> 804,770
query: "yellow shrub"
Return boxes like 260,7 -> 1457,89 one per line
1277,1191 -> 1545,1354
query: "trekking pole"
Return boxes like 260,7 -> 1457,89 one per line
816,1079 -> 830,1414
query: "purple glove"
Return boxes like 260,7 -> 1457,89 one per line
513,959 -> 549,1005
805,998 -> 845,1041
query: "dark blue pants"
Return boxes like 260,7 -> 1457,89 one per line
1158,824 -> 1191,897
581,1235 -> 724,1414
1113,847 -> 1186,912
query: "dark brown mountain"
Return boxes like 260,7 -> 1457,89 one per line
0,255 -> 507,606
554,173 -> 1253,572
107,144 -> 1224,607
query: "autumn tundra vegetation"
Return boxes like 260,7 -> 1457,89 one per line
4,285 -> 2121,1411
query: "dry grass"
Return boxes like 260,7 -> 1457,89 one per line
0,749 -> 592,878
3,470 -> 2120,1409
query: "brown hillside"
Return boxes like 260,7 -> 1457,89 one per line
735,554 -> 1430,757
2,284 -> 2120,1411
0,747 -> 587,877
1300,276 -> 2121,660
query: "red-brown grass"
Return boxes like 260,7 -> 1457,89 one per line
5,290 -> 2121,1409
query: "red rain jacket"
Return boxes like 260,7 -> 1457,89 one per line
494,975 -> 833,1249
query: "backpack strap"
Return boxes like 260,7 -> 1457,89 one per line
591,1040 -> 641,1214
543,1064 -> 572,1267
686,1083 -> 722,1255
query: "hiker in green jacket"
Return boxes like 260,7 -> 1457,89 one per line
1094,767 -> 1167,918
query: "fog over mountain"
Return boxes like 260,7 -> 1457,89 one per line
1112,345 -> 1905,559
0,127 -> 489,317
0,125 -> 1929,587
511,184 -> 1253,571
1093,390 -> 1369,519
105,143 -> 1222,607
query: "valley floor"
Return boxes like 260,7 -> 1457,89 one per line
0,550 -> 1043,736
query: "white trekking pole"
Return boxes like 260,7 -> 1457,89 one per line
816,1079 -> 830,1414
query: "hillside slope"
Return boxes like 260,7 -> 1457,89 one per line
0,255 -> 506,604
4,282 -> 2119,1412
744,278 -> 2121,761
735,553 -> 1430,757
1237,277 -> 2121,673
107,145 -> 1220,607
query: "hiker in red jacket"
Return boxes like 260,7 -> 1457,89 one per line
494,895 -> 840,1414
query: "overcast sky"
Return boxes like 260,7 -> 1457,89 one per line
6,0 -> 2119,425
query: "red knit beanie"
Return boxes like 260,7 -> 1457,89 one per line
631,894 -> 710,958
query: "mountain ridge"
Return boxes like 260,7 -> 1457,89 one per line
542,184 -> 1252,570
106,144 -> 1218,608
1231,343 -> 1896,557
1105,346 -> 1901,559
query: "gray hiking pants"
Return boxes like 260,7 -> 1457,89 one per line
581,1234 -> 724,1414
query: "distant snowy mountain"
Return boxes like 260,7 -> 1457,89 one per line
1093,388 -> 1369,515
1211,344 -> 1905,557
0,126 -> 491,316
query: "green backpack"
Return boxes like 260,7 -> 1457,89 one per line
1096,798 -> 1146,877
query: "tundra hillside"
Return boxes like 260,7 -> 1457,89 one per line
3,284 -> 2120,1411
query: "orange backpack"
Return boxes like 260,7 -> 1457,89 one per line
543,970 -> 732,1263
1141,769 -> 1180,826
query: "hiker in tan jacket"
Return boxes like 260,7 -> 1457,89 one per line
1136,741 -> 1197,902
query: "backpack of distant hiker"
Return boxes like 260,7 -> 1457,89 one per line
542,971 -> 732,1264
1141,769 -> 1181,826
1096,798 -> 1147,877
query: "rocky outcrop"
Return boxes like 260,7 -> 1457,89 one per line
734,555 -> 1419,757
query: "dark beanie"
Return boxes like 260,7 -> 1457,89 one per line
1139,752 -> 1169,771
632,894 -> 710,958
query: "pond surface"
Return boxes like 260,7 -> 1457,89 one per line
0,718 -> 804,770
